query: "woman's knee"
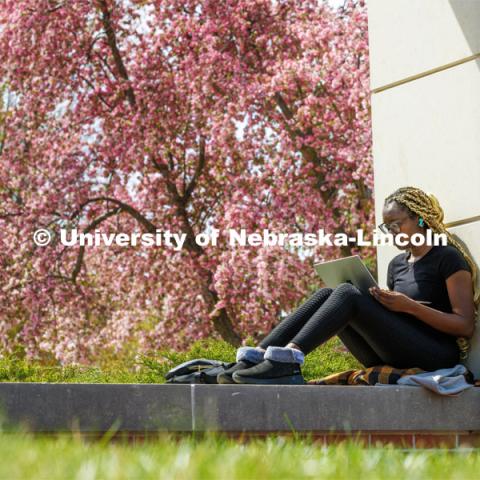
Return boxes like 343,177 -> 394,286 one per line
333,282 -> 370,314
333,282 -> 362,299
318,286 -> 334,295
321,282 -> 363,313
310,286 -> 334,301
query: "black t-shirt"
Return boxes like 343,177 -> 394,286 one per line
387,245 -> 472,314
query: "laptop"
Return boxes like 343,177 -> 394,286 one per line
314,255 -> 378,295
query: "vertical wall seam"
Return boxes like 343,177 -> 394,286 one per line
191,384 -> 196,432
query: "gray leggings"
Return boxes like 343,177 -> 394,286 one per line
259,283 -> 460,370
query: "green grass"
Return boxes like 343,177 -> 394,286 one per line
0,431 -> 479,479
0,337 -> 362,384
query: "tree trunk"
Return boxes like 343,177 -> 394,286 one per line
212,309 -> 242,346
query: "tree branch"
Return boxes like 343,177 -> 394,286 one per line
184,135 -> 206,202
97,0 -> 136,108
71,196 -> 157,234
78,74 -> 114,111
273,91 -> 328,199
0,211 -> 23,219
71,207 -> 121,282
151,157 -> 184,206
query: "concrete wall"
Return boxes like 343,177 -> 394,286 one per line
367,0 -> 480,375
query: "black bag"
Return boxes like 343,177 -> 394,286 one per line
164,358 -> 236,384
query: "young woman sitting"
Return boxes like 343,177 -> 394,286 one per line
218,186 -> 479,385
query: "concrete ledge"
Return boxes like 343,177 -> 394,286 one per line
0,383 -> 479,433
0,383 -> 192,432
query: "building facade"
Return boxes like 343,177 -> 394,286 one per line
367,0 -> 480,374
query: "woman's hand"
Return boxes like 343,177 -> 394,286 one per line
368,286 -> 416,313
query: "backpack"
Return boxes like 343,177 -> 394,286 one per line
164,358 -> 236,384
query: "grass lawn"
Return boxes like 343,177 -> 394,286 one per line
0,431 -> 480,479
0,337 -> 362,384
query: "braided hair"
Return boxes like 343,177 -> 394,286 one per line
384,187 -> 479,359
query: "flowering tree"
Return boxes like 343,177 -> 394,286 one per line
0,0 -> 372,364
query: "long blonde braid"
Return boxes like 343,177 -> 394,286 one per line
384,186 -> 479,359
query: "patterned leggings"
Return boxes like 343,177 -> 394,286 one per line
258,283 -> 460,370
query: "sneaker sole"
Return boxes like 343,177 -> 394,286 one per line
232,373 -> 305,385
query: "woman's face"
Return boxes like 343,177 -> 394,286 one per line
381,202 -> 425,250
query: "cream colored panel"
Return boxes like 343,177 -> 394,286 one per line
371,59 -> 480,226
367,0 -> 480,89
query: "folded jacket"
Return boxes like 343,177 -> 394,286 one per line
394,364 -> 474,396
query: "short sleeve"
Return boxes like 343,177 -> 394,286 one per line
387,260 -> 394,290
438,247 -> 472,280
